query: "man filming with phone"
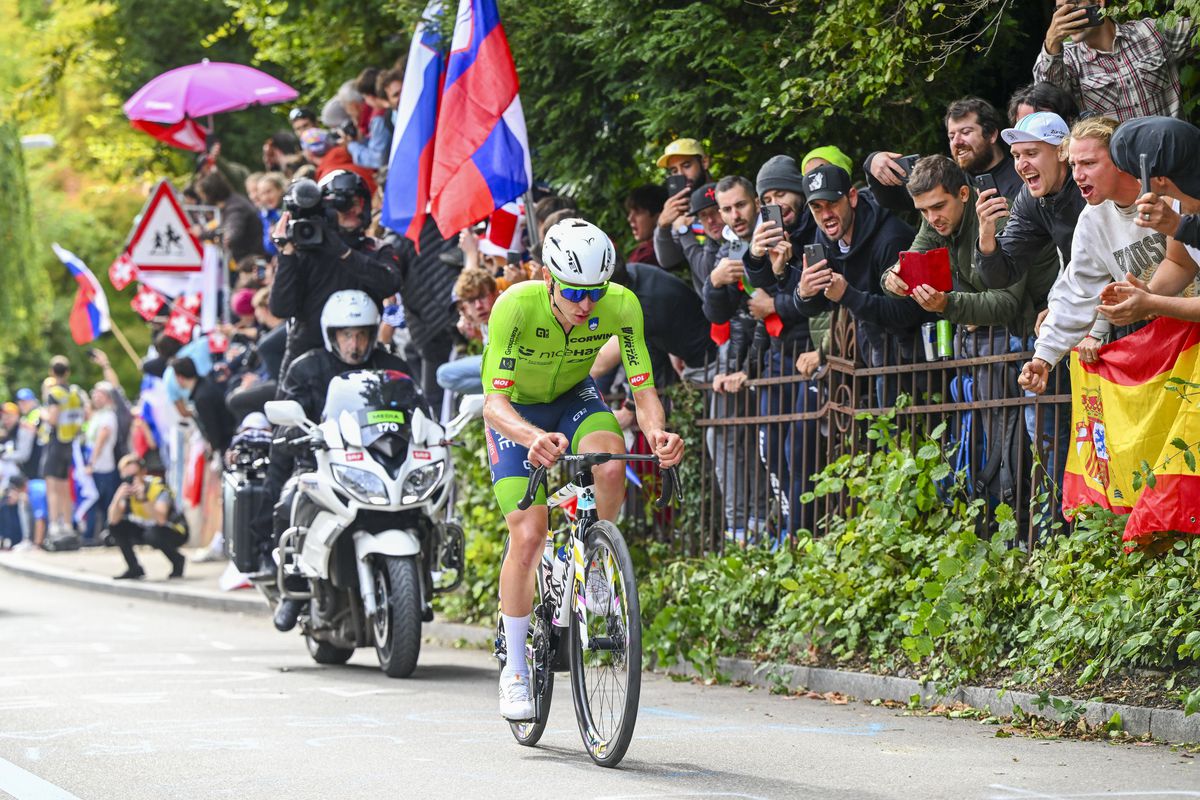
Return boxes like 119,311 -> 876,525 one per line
654,138 -> 716,273
1034,0 -> 1194,122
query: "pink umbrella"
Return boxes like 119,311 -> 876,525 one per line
123,59 -> 298,125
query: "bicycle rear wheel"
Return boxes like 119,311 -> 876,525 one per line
568,520 -> 641,767
497,539 -> 555,746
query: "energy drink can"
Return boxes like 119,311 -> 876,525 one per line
936,319 -> 954,359
921,322 -> 937,362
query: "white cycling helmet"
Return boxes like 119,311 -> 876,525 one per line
320,290 -> 380,365
541,218 -> 617,286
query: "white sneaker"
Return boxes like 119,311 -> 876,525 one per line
498,671 -> 534,721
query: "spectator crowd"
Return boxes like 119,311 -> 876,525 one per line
6,2 -> 1200,567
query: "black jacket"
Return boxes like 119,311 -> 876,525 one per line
702,237 -> 767,375
279,347 -> 415,425
623,263 -> 717,383
742,210 -> 819,354
270,227 -> 403,376
974,174 -> 1086,311
794,193 -> 925,366
384,216 -> 459,354
189,375 -> 235,454
219,193 -> 267,266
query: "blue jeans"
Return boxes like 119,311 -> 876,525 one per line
436,354 -> 483,394
87,470 -> 120,543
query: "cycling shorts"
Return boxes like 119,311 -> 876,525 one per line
486,378 -> 621,515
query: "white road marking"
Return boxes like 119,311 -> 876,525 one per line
209,640 -> 236,650
0,754 -> 85,800
988,787 -> 1200,799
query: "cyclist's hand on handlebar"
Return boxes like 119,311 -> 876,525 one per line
649,430 -> 683,468
528,432 -> 569,467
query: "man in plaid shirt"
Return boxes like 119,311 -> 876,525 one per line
1034,0 -> 1194,122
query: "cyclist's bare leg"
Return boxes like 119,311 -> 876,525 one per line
499,505 -> 549,618
577,430 -> 626,521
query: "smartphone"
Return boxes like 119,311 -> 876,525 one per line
973,173 -> 998,196
896,154 -> 920,180
804,243 -> 827,267
1139,153 -> 1152,195
664,174 -> 690,197
1076,3 -> 1103,28
506,250 -> 522,267
760,204 -> 785,230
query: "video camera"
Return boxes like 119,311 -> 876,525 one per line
282,179 -> 336,249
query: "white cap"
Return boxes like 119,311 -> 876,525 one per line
1001,112 -> 1070,147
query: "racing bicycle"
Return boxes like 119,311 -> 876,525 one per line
494,452 -> 681,767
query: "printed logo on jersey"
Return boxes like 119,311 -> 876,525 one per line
492,378 -> 514,390
499,357 -> 515,370
630,372 -> 650,387
621,328 -> 641,367
588,317 -> 599,331
485,429 -> 499,464
536,327 -> 550,339
517,346 -> 535,357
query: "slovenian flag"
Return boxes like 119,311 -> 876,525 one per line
429,0 -> 532,239
53,243 -> 111,345
381,0 -> 446,244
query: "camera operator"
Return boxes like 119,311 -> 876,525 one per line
269,170 -> 403,379
108,455 -> 188,580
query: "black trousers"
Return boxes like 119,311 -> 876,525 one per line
110,518 -> 186,572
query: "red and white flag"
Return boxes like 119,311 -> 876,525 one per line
108,251 -> 137,291
164,307 -> 194,343
132,283 -> 165,321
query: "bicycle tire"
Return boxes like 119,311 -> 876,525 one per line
498,539 -> 555,746
568,520 -> 641,767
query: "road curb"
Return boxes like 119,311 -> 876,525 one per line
665,656 -> 1200,744
0,553 -> 495,649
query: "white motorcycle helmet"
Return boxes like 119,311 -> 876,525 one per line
321,290 -> 380,366
541,218 -> 617,287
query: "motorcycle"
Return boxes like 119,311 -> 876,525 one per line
260,370 -> 483,678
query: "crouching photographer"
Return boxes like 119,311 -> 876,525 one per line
108,455 -> 189,581
269,170 -> 403,379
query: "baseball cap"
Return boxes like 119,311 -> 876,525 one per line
688,182 -> 718,216
15,388 -> 36,402
1001,112 -> 1069,147
804,165 -> 852,203
656,138 -> 706,169
300,128 -> 331,156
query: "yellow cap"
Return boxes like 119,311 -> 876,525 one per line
656,138 -> 706,168
2,402 -> 18,415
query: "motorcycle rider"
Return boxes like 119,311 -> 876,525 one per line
267,290 -> 423,632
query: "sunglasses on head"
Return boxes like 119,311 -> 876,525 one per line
554,278 -> 608,303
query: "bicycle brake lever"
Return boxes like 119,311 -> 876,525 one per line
517,465 -> 547,511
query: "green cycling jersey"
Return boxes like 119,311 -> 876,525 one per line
480,280 -> 655,405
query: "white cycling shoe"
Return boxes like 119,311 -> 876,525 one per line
498,670 -> 534,721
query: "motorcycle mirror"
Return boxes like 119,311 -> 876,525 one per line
410,407 -> 429,447
264,400 -> 308,428
339,410 -> 363,449
457,394 -> 485,419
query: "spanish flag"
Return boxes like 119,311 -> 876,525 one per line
1064,317 -> 1200,545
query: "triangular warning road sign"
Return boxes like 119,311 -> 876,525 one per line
127,180 -> 203,273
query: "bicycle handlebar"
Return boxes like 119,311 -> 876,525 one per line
516,453 -> 682,512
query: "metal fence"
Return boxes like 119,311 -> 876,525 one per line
627,309 -> 1073,556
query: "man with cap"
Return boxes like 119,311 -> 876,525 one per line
1021,115 -> 1175,396
1096,117 -> 1200,329
867,97 -> 1024,214
1034,0 -> 1194,122
795,164 -> 921,401
976,111 -> 1084,313
655,138 -> 716,276
655,182 -> 725,294
289,106 -> 318,137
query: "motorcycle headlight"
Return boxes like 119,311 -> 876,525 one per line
401,461 -> 445,504
332,464 -> 390,506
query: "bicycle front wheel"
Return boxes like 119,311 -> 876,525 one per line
568,520 -> 641,767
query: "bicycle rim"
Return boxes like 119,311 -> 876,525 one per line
568,520 -> 641,767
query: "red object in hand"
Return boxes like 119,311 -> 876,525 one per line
897,248 -> 953,294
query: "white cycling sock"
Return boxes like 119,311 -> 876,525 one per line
502,613 -> 530,676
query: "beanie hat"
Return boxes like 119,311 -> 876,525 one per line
232,289 -> 257,318
755,155 -> 807,198
801,145 -> 854,177
1110,116 -> 1200,200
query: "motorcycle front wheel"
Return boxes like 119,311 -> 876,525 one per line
373,556 -> 422,678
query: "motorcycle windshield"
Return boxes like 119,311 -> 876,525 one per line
322,369 -> 422,450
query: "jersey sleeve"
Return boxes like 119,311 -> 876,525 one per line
617,291 -> 655,392
479,292 -> 523,397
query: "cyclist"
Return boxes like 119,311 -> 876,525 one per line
481,217 -> 684,720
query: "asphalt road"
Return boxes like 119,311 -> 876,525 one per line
0,572 -> 1196,800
